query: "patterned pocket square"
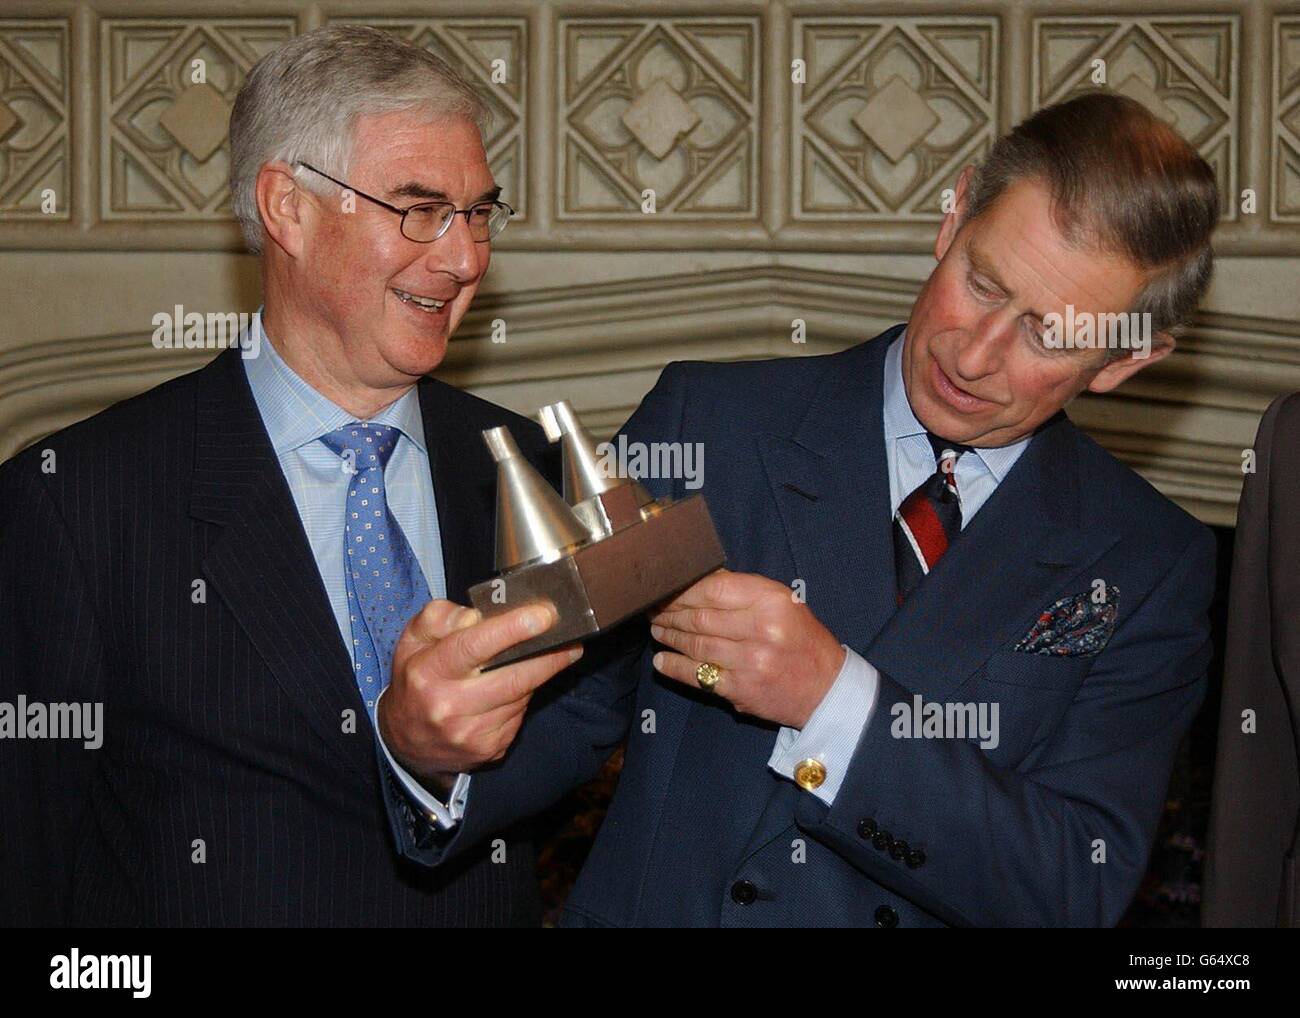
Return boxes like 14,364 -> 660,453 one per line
1014,587 -> 1119,657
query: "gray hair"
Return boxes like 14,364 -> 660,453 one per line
957,92 -> 1218,356
228,24 -> 491,253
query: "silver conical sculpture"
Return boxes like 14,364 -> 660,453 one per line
538,399 -> 621,503
483,425 -> 589,572
468,402 -> 725,670
538,399 -> 655,541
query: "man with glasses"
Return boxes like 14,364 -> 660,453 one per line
0,25 -> 587,927
293,162 -> 514,245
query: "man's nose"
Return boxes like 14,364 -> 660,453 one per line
954,311 -> 1014,379
422,211 -> 480,281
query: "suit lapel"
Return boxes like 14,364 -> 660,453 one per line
190,348 -> 374,780
188,351 -> 533,792
417,376 -> 498,604
757,326 -> 901,651
738,330 -> 900,860
865,411 -> 1110,700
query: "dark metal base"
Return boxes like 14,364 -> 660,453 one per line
468,495 -> 725,669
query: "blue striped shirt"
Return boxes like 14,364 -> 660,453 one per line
241,309 -> 468,827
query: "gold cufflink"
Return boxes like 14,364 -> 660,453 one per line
794,758 -> 827,791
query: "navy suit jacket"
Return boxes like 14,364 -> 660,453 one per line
423,324 -> 1215,927
0,346 -> 559,926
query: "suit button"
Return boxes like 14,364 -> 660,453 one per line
857,818 -> 877,839
889,838 -> 908,861
872,830 -> 891,851
794,758 -> 826,790
731,880 -> 757,905
875,905 -> 899,928
906,847 -> 926,869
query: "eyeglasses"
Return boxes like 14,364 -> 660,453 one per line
294,162 -> 514,243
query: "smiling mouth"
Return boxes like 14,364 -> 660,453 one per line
392,287 -> 448,312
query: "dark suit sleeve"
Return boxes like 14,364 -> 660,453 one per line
1203,394 -> 1300,926
390,367 -> 689,866
794,524 -> 1216,927
0,454 -> 111,926
377,751 -> 459,862
378,617 -> 647,865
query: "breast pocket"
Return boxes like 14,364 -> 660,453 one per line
959,647 -> 1094,769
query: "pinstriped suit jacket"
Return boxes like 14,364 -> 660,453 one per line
0,346 -> 556,927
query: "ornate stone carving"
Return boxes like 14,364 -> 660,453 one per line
560,16 -> 758,218
158,82 -> 231,162
793,16 -> 998,220
0,18 -> 70,220
101,18 -> 295,219
1273,16 -> 1300,222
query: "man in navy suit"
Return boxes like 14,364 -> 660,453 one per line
382,92 -> 1222,925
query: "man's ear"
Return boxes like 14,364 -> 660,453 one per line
256,161 -> 308,257
935,164 -> 975,261
1087,331 -> 1176,394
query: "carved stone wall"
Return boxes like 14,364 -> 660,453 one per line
2,0 -> 1298,526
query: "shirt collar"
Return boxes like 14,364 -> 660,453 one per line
243,308 -> 427,457
882,328 -> 1030,483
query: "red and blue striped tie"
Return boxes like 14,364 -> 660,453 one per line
893,433 -> 972,605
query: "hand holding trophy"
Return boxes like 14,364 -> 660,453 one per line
469,400 -> 725,668
380,400 -> 723,785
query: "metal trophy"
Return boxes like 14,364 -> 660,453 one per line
467,400 -> 725,669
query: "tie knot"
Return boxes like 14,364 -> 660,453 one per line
926,431 -> 971,473
320,423 -> 400,473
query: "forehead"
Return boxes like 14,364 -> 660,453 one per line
349,109 -> 492,189
962,176 -> 1149,313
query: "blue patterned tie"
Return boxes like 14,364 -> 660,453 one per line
319,423 -> 431,720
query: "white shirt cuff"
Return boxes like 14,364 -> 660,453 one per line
768,645 -> 879,806
374,685 -> 470,830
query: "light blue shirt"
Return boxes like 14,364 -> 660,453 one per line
241,309 -> 469,828
767,330 -> 1032,802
